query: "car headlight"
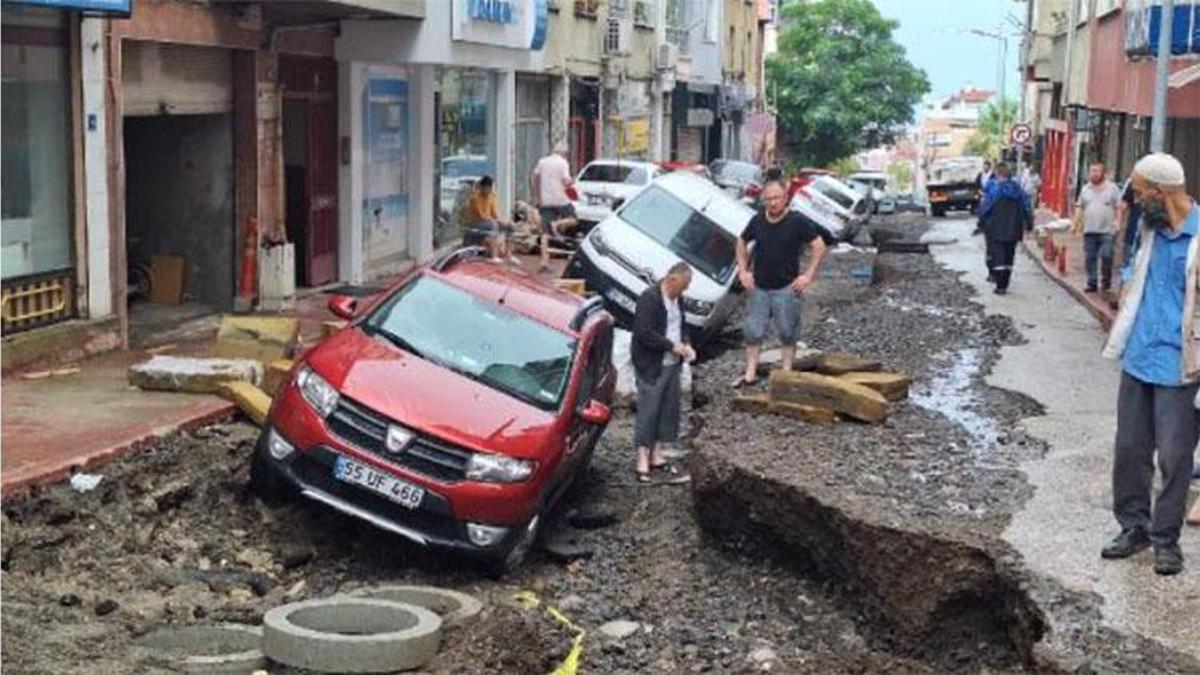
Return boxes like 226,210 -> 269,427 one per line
681,296 -> 715,316
297,365 -> 339,418
465,453 -> 535,483
589,228 -> 608,253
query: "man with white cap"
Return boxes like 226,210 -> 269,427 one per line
1100,152 -> 1199,576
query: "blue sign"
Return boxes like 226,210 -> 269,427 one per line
468,0 -> 515,25
3,0 -> 131,12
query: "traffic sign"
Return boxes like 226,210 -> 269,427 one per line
1009,123 -> 1033,145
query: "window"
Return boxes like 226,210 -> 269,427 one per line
579,163 -> 645,184
575,326 -> 612,412
436,69 -> 496,248
633,0 -> 654,27
2,8 -> 72,281
574,0 -> 600,17
619,185 -> 738,283
364,275 -> 577,410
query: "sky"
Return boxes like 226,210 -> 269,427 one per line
870,0 -> 1025,112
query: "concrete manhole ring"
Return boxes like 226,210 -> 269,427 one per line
346,585 -> 484,627
262,597 -> 442,673
132,623 -> 266,674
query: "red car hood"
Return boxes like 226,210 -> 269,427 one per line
306,328 -> 560,460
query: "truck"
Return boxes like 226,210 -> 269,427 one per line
925,156 -> 985,217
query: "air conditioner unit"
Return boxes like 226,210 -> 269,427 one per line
656,42 -> 678,70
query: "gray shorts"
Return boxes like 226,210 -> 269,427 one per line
538,204 -> 574,236
744,287 -> 802,346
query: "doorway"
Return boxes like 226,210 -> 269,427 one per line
281,56 -> 339,288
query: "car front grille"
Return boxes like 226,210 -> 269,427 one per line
328,397 -> 471,482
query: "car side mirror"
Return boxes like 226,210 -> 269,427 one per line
579,399 -> 611,425
328,295 -> 358,320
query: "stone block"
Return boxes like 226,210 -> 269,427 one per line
129,356 -> 262,394
213,315 -> 299,365
263,359 -> 294,397
218,381 -> 271,426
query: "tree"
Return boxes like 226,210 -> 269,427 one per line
886,161 -> 914,193
766,0 -> 929,167
965,98 -> 1018,160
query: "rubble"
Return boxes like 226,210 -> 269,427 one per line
128,355 -> 263,394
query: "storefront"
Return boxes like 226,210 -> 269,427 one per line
2,0 -> 128,345
2,5 -> 78,333
337,0 -> 548,280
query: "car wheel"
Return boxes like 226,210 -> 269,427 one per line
249,442 -> 294,506
481,514 -> 541,578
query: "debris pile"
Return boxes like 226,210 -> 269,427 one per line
127,315 -> 300,425
732,349 -> 911,425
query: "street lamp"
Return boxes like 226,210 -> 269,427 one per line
963,24 -> 1023,160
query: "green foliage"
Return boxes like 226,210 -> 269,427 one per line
767,0 -> 929,167
830,157 -> 860,176
886,161 -> 914,192
963,98 -> 1018,162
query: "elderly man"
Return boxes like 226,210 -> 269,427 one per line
631,262 -> 696,483
1100,153 -> 1199,576
531,142 -> 576,274
732,180 -> 827,387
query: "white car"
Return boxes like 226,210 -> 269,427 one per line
439,154 -> 491,215
571,160 -> 664,226
797,175 -> 871,240
847,171 -> 896,215
565,171 -> 754,343
788,190 -> 848,243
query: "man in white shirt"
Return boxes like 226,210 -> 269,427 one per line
531,142 -> 576,273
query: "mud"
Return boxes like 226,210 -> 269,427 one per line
3,214 -> 1195,673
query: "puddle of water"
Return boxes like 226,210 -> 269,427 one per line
880,290 -> 952,318
911,348 -> 1001,455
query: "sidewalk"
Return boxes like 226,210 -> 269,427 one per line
1,292 -> 333,496
1,254 -> 569,496
1021,212 -> 1122,331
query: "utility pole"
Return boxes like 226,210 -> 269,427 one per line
998,20 -> 1008,160
1150,0 -> 1174,152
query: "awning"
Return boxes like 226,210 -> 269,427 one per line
2,0 -> 131,13
1168,63 -> 1200,89
210,0 -> 424,25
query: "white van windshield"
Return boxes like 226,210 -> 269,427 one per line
619,185 -> 737,283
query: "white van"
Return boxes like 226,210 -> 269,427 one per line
565,172 -> 754,343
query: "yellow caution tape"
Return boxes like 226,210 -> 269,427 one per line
513,591 -> 586,675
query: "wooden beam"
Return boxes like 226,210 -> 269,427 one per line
815,352 -> 884,376
768,371 -> 888,423
837,371 -> 911,402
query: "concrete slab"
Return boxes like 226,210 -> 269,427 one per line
928,219 -> 1200,662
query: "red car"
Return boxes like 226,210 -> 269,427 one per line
251,247 -> 616,573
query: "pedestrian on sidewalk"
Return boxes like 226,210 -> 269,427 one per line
1073,163 -> 1122,293
531,142 -> 576,274
631,262 -> 696,483
1100,152 -> 1200,576
978,162 -> 1032,295
732,180 -> 828,387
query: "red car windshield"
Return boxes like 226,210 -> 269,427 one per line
362,275 -> 576,410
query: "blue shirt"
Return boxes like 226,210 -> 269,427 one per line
1123,204 -> 1198,386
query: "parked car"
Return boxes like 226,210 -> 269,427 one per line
709,159 -> 764,201
439,154 -> 491,216
572,160 -> 664,227
564,171 -> 754,344
846,171 -> 896,215
794,175 -> 871,241
894,192 -> 926,214
788,189 -> 850,244
251,247 -> 616,574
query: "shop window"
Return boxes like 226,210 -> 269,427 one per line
436,69 -> 497,249
2,9 -> 72,283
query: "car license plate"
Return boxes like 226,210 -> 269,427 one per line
952,190 -> 973,199
587,194 -> 607,206
333,456 -> 425,510
605,287 -> 637,314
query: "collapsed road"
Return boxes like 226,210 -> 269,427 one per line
2,213 -> 1196,674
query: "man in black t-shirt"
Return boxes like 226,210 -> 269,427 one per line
732,180 -> 828,387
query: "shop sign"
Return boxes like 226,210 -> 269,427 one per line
452,0 -> 549,51
686,108 -> 714,127
2,0 -> 131,13
620,118 -> 650,154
